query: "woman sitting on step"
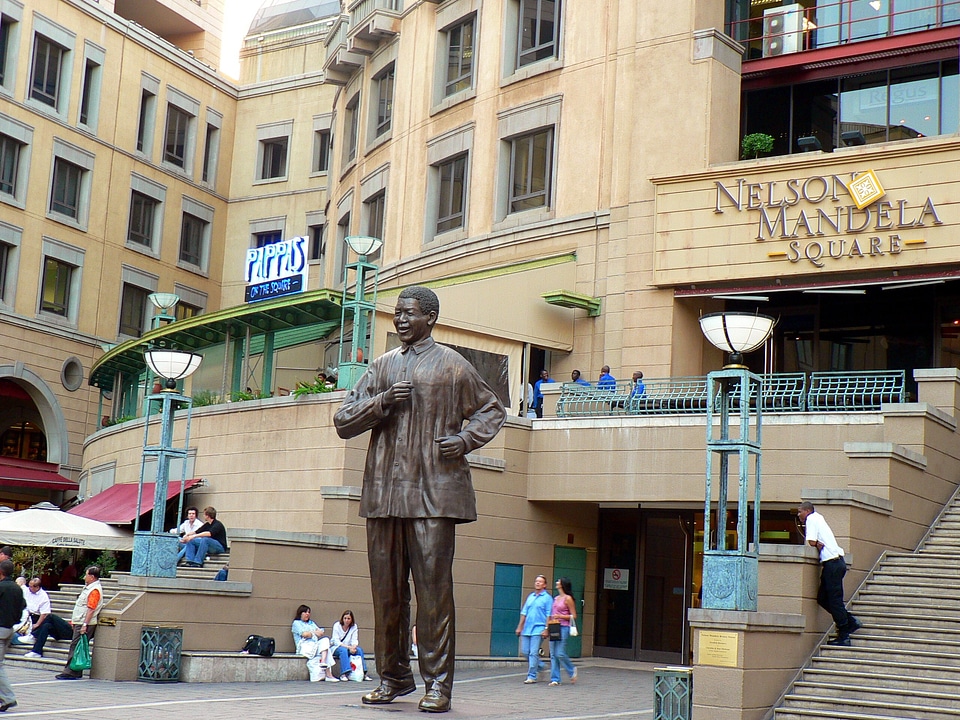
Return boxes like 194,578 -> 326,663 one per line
291,605 -> 338,682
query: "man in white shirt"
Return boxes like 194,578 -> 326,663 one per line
176,507 -> 203,562
798,501 -> 862,646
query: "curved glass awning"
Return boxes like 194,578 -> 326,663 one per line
89,289 -> 344,390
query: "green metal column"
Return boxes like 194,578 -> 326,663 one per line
261,331 -> 275,395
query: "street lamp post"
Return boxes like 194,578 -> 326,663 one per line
698,312 -> 775,611
132,349 -> 202,578
337,235 -> 383,390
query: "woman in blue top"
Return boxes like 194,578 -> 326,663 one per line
291,605 -> 338,682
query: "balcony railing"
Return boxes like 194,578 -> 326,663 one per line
729,0 -> 960,61
349,0 -> 402,28
556,370 -> 905,418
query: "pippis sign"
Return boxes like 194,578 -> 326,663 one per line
714,170 -> 942,267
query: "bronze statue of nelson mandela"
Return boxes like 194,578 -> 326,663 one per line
334,285 -> 506,713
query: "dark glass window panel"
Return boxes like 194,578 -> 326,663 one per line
260,138 -> 288,179
0,242 -> 8,300
31,36 -> 62,107
40,257 -> 72,316
175,302 -> 200,321
80,59 -> 97,125
793,79 -> 839,152
0,18 -> 11,86
376,68 -> 394,137
119,284 -> 149,337
127,191 -> 157,247
202,124 -> 216,182
446,18 -> 474,96
0,134 -> 19,196
179,213 -> 205,266
518,0 -> 558,68
255,231 -> 282,248
309,224 -> 325,260
314,129 -> 330,172
509,129 -> 552,213
51,159 -> 82,218
164,105 -> 190,168
437,154 -> 467,233
137,90 -> 152,152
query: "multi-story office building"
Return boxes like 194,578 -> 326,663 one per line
7,0 -> 960,710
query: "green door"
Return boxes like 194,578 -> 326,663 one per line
553,546 -> 587,657
490,563 -> 523,656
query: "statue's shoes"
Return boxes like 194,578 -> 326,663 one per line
361,683 -> 416,704
419,689 -> 451,713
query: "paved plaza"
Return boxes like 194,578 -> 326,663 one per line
0,659 -> 657,719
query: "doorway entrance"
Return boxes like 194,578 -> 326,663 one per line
593,508 -> 697,664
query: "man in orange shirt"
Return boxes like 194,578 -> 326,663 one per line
55,566 -> 103,680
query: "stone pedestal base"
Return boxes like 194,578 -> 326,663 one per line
132,532 -> 180,577
689,609 -> 805,720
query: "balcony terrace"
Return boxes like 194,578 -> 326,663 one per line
347,0 -> 402,55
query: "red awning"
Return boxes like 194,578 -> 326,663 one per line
67,478 -> 202,525
0,457 -> 79,491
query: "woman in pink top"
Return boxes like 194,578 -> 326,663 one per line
547,577 -> 578,685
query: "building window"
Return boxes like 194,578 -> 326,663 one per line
202,123 -> 218,183
119,283 -> 149,337
518,0 -> 560,68
437,153 -> 467,233
0,241 -> 8,301
40,256 -> 73,316
164,105 -> 190,168
375,66 -> 394,137
309,223 -> 325,261
175,301 -> 200,321
179,213 -> 206,267
127,191 -> 157,248
78,42 -> 104,131
254,230 -> 282,247
50,157 -> 83,219
345,94 -> 360,165
0,14 -> 16,92
137,86 -> 156,154
364,192 -> 385,262
30,36 -> 63,108
0,133 -> 19,196
336,212 -> 351,284
259,137 -> 288,180
313,129 -> 331,173
742,59 -> 960,155
509,128 -> 553,212
446,17 -> 475,96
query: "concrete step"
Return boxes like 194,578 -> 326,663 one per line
809,655 -> 960,682
791,680 -> 960,709
818,643 -> 960,669
850,620 -> 960,641
850,600 -> 960,627
780,693 -> 960,720
801,667 -> 960,694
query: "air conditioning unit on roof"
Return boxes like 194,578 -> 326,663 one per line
762,4 -> 804,57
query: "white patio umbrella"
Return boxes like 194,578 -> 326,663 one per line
0,504 -> 133,551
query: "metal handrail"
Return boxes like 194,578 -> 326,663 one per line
728,0 -> 960,60
556,370 -> 905,418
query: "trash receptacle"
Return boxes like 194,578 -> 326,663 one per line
138,626 -> 182,682
654,666 -> 692,720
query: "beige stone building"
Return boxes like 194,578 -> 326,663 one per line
6,0 -> 960,716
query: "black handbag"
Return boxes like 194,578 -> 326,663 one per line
242,634 -> 275,656
547,622 -> 561,641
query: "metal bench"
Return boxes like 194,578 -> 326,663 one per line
806,370 -> 905,411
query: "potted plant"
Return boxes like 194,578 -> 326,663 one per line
741,132 -> 775,159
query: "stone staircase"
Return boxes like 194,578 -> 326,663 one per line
775,492 -> 960,720
7,554 -> 229,671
